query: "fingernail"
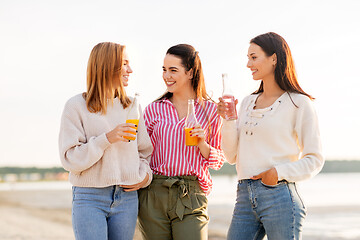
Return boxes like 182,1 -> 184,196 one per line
128,140 -> 130,142
136,130 -> 138,133
190,131 -> 192,133
135,125 -> 137,127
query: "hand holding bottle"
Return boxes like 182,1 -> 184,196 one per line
125,93 -> 140,141
221,73 -> 238,120
188,124 -> 206,146
217,97 -> 238,119
185,99 -> 199,146
106,123 -> 137,143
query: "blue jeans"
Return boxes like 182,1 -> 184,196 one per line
72,186 -> 138,240
227,179 -> 306,240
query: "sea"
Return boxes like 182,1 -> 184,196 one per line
208,173 -> 360,240
1,172 -> 359,239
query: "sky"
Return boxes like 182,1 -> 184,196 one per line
0,0 -> 359,167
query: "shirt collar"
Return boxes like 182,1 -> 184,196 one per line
160,98 -> 201,106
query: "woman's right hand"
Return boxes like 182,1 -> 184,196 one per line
106,123 -> 137,143
217,97 -> 238,119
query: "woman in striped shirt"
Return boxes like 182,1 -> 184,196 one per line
138,44 -> 226,240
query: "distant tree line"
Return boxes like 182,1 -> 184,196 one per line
209,160 -> 360,175
0,160 -> 360,176
0,167 -> 66,175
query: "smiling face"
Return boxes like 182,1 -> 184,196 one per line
112,50 -> 132,88
247,43 -> 276,81
119,50 -> 132,87
162,54 -> 193,95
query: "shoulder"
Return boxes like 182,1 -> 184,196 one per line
287,92 -> 314,108
143,100 -> 168,118
64,93 -> 86,110
144,100 -> 163,112
61,94 -> 87,120
202,100 -> 217,112
240,94 -> 258,109
243,94 -> 257,103
287,93 -> 318,119
201,100 -> 219,119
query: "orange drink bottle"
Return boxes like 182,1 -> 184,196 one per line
125,119 -> 139,141
184,99 -> 199,146
124,93 -> 140,141
222,73 -> 237,120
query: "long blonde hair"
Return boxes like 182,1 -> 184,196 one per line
84,42 -> 131,114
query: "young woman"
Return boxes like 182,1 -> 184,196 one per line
138,44 -> 226,240
59,42 -> 153,240
218,32 -> 324,240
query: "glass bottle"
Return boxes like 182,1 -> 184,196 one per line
125,93 -> 140,141
222,73 -> 237,120
184,99 -> 199,146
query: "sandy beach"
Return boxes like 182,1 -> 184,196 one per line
0,188 -> 229,240
1,174 -> 360,240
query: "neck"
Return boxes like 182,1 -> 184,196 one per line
261,75 -> 285,98
170,90 -> 197,105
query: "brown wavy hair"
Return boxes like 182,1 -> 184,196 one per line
84,42 -> 131,114
251,32 -> 314,101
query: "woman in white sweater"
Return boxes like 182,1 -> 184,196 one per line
218,32 -> 324,240
59,42 -> 153,240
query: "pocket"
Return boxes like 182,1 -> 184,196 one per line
260,180 -> 286,188
292,183 -> 307,211
191,192 -> 208,210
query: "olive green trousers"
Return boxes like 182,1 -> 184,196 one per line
138,175 -> 209,240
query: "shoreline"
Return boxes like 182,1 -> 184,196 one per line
1,189 -> 360,240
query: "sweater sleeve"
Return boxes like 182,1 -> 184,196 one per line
58,100 -> 111,174
204,110 -> 226,170
275,97 -> 324,182
221,97 -> 245,165
137,106 -> 153,187
221,120 -> 239,165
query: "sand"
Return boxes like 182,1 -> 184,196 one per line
0,189 -> 227,240
1,188 -> 359,240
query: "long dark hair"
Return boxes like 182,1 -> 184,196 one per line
251,32 -> 313,100
157,44 -> 212,102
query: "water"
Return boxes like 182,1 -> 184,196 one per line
208,173 -> 360,239
1,173 -> 359,239
0,180 -> 72,191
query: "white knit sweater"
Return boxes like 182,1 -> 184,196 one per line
221,92 -> 324,182
59,94 -> 153,187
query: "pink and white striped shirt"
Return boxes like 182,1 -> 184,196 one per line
143,98 -> 225,195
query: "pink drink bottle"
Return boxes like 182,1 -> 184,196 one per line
222,73 -> 237,120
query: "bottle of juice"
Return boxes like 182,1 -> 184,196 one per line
222,73 -> 237,120
125,93 -> 140,141
184,99 -> 199,146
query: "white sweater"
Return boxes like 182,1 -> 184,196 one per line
59,94 -> 153,187
221,92 -> 324,182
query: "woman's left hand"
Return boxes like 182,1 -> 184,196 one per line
120,173 -> 149,192
251,167 -> 279,186
189,124 -> 206,146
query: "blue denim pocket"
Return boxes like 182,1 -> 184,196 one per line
260,180 -> 287,188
